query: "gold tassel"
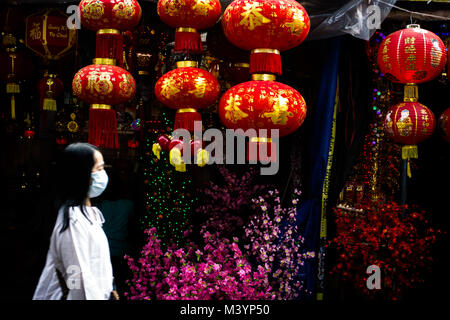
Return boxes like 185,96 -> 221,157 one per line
152,143 -> 161,159
11,94 -> 16,120
402,145 -> 418,179
43,98 -> 57,111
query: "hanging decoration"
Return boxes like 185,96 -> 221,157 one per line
79,0 -> 142,66
38,72 -> 64,111
439,108 -> 450,142
222,0 -> 310,75
25,8 -> 77,62
157,0 -> 221,54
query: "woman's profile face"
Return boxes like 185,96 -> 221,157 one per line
92,150 -> 105,173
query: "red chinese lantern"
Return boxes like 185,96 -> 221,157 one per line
157,0 -> 221,53
384,101 -> 435,177
222,0 -> 310,75
377,24 -> 446,84
219,74 -> 307,161
79,0 -> 142,66
25,8 -> 77,61
73,58 -> 136,148
439,108 -> 450,143
154,60 -> 220,131
38,73 -> 64,111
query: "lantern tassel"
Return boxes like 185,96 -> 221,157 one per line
401,145 -> 418,178
43,98 -> 57,111
174,108 -> 201,132
250,49 -> 282,75
96,30 -> 124,66
174,28 -> 202,53
11,94 -> 16,120
247,137 -> 276,163
88,107 -> 120,149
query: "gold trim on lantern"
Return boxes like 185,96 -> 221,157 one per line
176,27 -> 197,33
91,104 -> 112,110
406,24 -> 420,29
176,61 -> 198,68
231,62 -> 250,68
250,137 -> 272,143
93,58 -> 116,66
252,74 -> 276,81
404,83 -> 418,102
138,70 -> 150,75
97,29 -> 121,35
177,108 -> 198,113
251,48 -> 280,55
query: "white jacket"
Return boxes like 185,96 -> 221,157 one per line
33,205 -> 113,300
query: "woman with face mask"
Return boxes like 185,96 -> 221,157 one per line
33,143 -> 116,300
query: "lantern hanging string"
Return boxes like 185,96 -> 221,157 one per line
377,0 -> 450,20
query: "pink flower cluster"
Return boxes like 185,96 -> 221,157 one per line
243,189 -> 315,300
124,228 -> 275,300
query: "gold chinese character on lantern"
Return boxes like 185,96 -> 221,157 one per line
225,94 -> 248,123
239,2 -> 271,31
263,95 -> 293,125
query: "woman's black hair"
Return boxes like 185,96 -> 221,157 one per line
55,142 -> 99,233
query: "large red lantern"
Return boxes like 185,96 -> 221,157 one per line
222,0 -> 310,75
155,61 -> 220,131
219,74 -> 307,161
384,101 -> 435,177
157,0 -> 221,53
73,58 -> 136,148
79,0 -> 142,66
25,8 -> 77,61
377,24 -> 446,84
439,108 -> 450,143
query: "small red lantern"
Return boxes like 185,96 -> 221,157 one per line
157,0 -> 221,53
377,24 -> 446,84
154,61 -> 220,131
73,58 -> 136,149
384,101 -> 435,177
25,8 -> 77,61
38,73 -> 64,111
222,0 -> 310,75
439,108 -> 450,143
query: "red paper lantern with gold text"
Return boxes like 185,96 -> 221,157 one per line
79,0 -> 142,66
155,61 -> 220,131
157,0 -> 221,53
384,101 -> 435,176
73,58 -> 136,148
439,108 -> 450,143
222,0 -> 310,75
25,8 -> 77,61
377,24 -> 446,84
219,74 -> 307,161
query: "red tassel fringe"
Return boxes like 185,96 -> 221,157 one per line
250,52 -> 282,75
247,141 -> 276,163
96,33 -> 124,66
174,31 -> 203,54
174,110 -> 201,132
88,108 -> 120,149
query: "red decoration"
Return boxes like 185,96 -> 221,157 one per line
157,0 -> 221,53
128,139 -> 139,148
384,101 -> 435,146
218,78 -> 307,137
25,8 -> 77,61
38,73 -> 64,111
154,61 -> 220,131
439,108 -> 450,142
377,24 -> 446,84
79,0 -> 142,31
222,0 -> 310,75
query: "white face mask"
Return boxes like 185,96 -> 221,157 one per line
88,169 -> 109,198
